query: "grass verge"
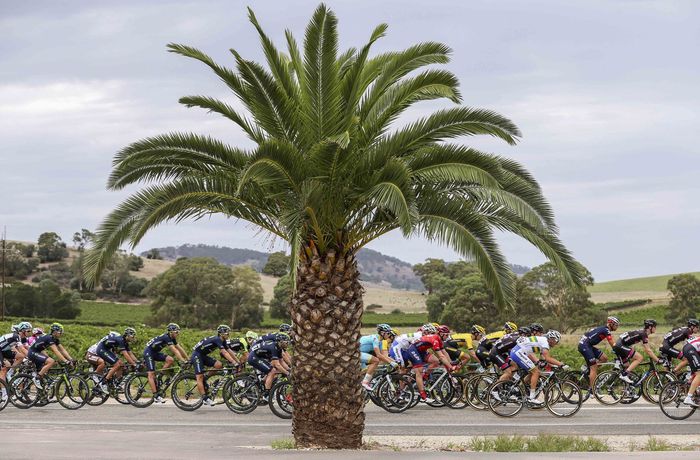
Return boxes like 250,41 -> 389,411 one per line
271,438 -> 296,449
469,435 -> 610,452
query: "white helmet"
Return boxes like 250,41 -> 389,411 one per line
546,330 -> 561,343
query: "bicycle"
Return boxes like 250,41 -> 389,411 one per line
123,362 -> 192,408
83,362 -> 141,406
658,378 -> 699,420
171,365 -> 241,411
9,363 -> 89,410
593,360 -> 675,405
487,365 -> 582,418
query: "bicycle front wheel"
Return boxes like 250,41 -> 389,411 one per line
643,371 -> 675,404
268,379 -> 293,419
593,370 -> 624,405
9,373 -> 39,409
658,381 -> 696,420
376,374 -> 415,413
545,380 -> 582,417
223,375 -> 259,414
125,373 -> 155,408
56,375 -> 89,410
171,373 -> 203,411
488,381 -> 524,417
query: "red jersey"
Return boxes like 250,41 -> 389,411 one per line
413,334 -> 444,353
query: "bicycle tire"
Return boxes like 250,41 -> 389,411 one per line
268,379 -> 293,419
124,372 -> 156,408
488,380 -> 524,417
171,373 -> 203,411
593,370 -> 625,405
8,373 -> 39,409
222,374 -> 259,414
658,381 -> 696,420
56,375 -> 88,410
642,371 -> 675,404
545,380 -> 582,417
84,372 -> 109,406
376,374 -> 415,413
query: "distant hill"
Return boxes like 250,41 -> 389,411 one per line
142,244 -> 424,290
588,271 -> 700,293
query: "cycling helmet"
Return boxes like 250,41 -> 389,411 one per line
421,323 -> 437,335
217,324 -> 231,335
167,323 -> 181,332
643,319 -> 657,329
279,323 -> 292,333
276,332 -> 291,343
607,316 -> 620,327
688,319 -> 700,328
17,321 -> 32,332
50,323 -> 64,333
517,326 -> 532,336
504,322 -> 517,333
430,322 -> 440,328
32,327 -> 44,336
529,323 -> 544,334
123,327 -> 136,337
437,325 -> 450,335
377,323 -> 392,334
546,330 -> 561,343
471,325 -> 486,336
245,330 -> 259,341
388,329 -> 399,338
10,324 -> 18,333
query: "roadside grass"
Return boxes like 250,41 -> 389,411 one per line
271,438 -> 296,449
469,435 -> 609,452
644,436 -> 672,451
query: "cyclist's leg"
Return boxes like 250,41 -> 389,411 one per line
144,352 -> 159,392
625,349 -> 643,374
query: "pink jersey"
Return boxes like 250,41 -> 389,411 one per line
27,336 -> 39,346
686,336 -> 700,353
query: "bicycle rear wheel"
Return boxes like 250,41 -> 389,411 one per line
643,371 -> 675,404
9,373 -> 39,409
171,373 -> 203,411
124,372 -> 155,408
658,381 -> 696,420
467,374 -> 495,410
268,379 -> 293,419
445,376 -> 468,409
488,381 -> 524,417
84,372 -> 109,406
377,374 -> 415,413
223,374 -> 259,414
545,380 -> 582,417
593,370 -> 625,405
56,375 -> 88,410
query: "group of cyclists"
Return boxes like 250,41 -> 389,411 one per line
359,316 -> 700,408
0,321 -> 294,407
3,314 -> 700,410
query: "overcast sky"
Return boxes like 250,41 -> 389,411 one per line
1,0 -> 698,282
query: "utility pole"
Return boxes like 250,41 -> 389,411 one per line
1,226 -> 6,321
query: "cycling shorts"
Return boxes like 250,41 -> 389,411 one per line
445,347 -> 465,362
578,341 -> 603,366
682,344 -> 700,372
475,345 -> 491,367
143,351 -> 168,372
488,348 -> 509,370
360,352 -> 375,366
28,350 -> 48,367
247,352 -> 273,375
613,345 -> 635,363
190,351 -> 217,375
96,345 -> 118,366
659,344 -> 682,360
510,348 -> 536,371
388,346 -> 408,366
405,345 -> 426,367
2,349 -> 16,361
85,351 -> 101,366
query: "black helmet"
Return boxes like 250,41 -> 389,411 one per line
123,327 -> 136,337
688,319 -> 700,328
529,323 -> 544,333
643,319 -> 657,329
517,326 -> 532,336
167,323 -> 181,332
217,324 -> 231,335
279,323 -> 292,333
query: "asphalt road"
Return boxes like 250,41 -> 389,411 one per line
1,401 -> 699,458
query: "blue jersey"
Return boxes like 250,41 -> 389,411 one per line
29,334 -> 60,353
359,335 -> 380,353
193,336 -> 229,355
580,326 -> 612,347
250,339 -> 282,360
144,333 -> 177,353
99,334 -> 131,352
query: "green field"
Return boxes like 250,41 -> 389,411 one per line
588,271 -> 700,293
78,300 -> 152,325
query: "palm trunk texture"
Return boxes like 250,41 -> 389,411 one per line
290,247 -> 365,449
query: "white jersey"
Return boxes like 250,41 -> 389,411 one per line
513,336 -> 550,355
686,337 -> 700,353
87,343 -> 99,354
392,332 -> 422,351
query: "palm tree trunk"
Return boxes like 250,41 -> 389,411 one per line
290,246 -> 364,449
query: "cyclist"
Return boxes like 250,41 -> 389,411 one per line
96,327 -> 139,389
360,324 -> 398,390
681,335 -> 700,406
247,332 -> 291,398
143,323 -> 189,403
406,328 -> 455,402
442,325 -> 471,367
27,323 -> 74,389
388,325 -> 429,368
279,323 -> 292,333
475,322 -> 517,367
191,325 -> 240,406
0,321 -> 32,383
489,326 -> 532,373
578,316 -> 619,391
450,325 -> 486,365
660,319 -> 700,374
505,330 -> 568,404
26,327 -> 44,347
228,330 -> 259,362
613,319 -> 661,383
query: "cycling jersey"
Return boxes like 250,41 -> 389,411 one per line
144,333 -> 177,354
28,334 -> 59,353
26,336 -> 40,347
99,334 -> 131,353
227,338 -> 248,353
683,337 -> 700,372
248,339 -> 284,375
450,333 -> 475,350
444,338 -> 465,362
0,332 -> 21,352
662,327 -> 692,348
513,336 -> 550,354
478,331 -> 506,349
412,334 -> 444,354
193,336 -> 229,355
580,326 -> 613,347
359,335 -> 381,353
492,333 -> 520,355
616,329 -> 649,347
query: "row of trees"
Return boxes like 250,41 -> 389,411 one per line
414,259 -> 603,333
667,274 -> 700,322
4,279 -> 81,319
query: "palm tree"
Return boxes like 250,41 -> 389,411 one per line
86,4 -> 584,448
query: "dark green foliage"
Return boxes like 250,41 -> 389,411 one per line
37,232 -> 68,262
2,246 -> 39,280
127,254 -> 144,271
145,248 -> 162,260
365,303 -> 382,311
4,279 -> 80,319
666,274 -> 700,323
269,274 -> 292,320
263,251 -> 290,277
122,277 -> 149,297
146,258 -> 264,328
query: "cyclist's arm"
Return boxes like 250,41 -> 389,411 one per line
373,346 -> 394,364
281,350 -> 292,367
11,344 -> 27,358
643,343 -> 660,362
121,350 -> 137,365
606,336 -> 615,347
270,358 -> 288,375
169,344 -> 189,362
50,344 -> 70,362
220,348 -> 239,365
541,349 -> 563,366
434,349 -> 453,369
